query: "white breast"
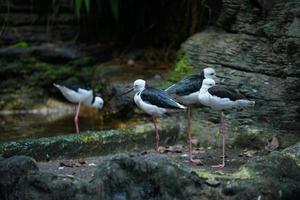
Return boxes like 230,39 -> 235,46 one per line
199,91 -> 254,110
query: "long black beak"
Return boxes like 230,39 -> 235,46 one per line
119,88 -> 134,97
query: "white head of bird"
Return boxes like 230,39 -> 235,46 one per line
89,96 -> 104,109
133,79 -> 146,93
203,68 -> 217,80
201,78 -> 216,91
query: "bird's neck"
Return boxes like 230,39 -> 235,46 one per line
83,95 -> 94,107
199,86 -> 209,94
134,87 -> 144,93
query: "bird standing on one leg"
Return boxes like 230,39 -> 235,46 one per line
121,79 -> 186,151
53,83 -> 104,133
198,78 -> 255,168
165,67 -> 217,164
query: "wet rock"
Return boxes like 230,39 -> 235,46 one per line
1,148 -> 300,200
0,156 -> 38,200
0,45 -> 81,63
91,154 -> 205,200
0,155 -> 38,178
282,142 -> 300,166
225,151 -> 300,199
176,0 -> 300,134
0,156 -> 82,200
107,81 -> 135,115
0,120 -> 180,161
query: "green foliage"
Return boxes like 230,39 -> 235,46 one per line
159,53 -> 195,89
28,62 -> 75,86
70,0 -> 119,20
168,53 -> 194,81
74,0 -> 83,17
233,133 -> 265,149
10,41 -> 29,48
109,0 -> 119,20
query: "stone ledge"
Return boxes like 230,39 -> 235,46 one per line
0,120 -> 179,161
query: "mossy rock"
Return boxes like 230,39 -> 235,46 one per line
282,142 -> 300,167
0,120 -> 179,161
160,53 -> 196,89
194,150 -> 300,199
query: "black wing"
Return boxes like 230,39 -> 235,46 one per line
166,74 -> 204,96
208,86 -> 245,101
141,87 -> 184,109
64,83 -> 91,92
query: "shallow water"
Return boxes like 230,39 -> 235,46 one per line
0,112 -> 143,142
0,62 -> 170,142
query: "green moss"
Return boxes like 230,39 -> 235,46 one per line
195,166 -> 255,181
232,132 -> 265,149
160,53 -> 195,88
232,166 -> 255,179
80,134 -> 101,143
282,143 -> 300,167
0,121 -> 179,161
10,41 -> 29,48
28,61 -> 75,86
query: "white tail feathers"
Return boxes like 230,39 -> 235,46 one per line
236,99 -> 255,108
53,83 -> 60,88
178,104 -> 187,110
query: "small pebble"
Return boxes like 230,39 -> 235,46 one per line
88,163 -> 96,167
205,178 -> 221,187
181,154 -> 189,158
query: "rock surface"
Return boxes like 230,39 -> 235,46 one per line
0,45 -> 81,63
176,0 -> 300,135
90,154 -> 205,200
1,144 -> 300,200
0,120 -> 179,161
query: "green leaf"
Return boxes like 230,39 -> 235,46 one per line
109,0 -> 119,21
11,41 -> 29,48
74,0 -> 83,17
83,0 -> 90,14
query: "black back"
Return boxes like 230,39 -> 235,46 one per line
141,87 -> 183,109
64,84 -> 91,92
208,86 -> 245,101
166,74 -> 204,96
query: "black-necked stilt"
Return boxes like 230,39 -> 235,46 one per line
53,83 -> 104,133
165,67 -> 217,164
122,79 -> 186,151
198,78 -> 255,168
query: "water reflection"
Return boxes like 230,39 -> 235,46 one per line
0,112 -> 142,141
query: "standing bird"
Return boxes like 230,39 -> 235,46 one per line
165,67 -> 217,164
122,79 -> 186,151
198,78 -> 255,168
53,83 -> 104,133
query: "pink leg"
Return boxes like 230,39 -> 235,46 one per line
188,107 -> 202,164
152,115 -> 160,152
74,103 -> 81,134
212,113 -> 226,168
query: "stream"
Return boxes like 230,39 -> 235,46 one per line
0,62 -> 170,142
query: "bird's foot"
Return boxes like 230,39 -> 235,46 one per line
190,158 -> 203,166
157,146 -> 164,153
212,163 -> 225,169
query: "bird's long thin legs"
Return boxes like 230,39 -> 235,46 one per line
188,107 -> 202,164
212,112 -> 226,168
74,103 -> 81,134
152,115 -> 160,152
